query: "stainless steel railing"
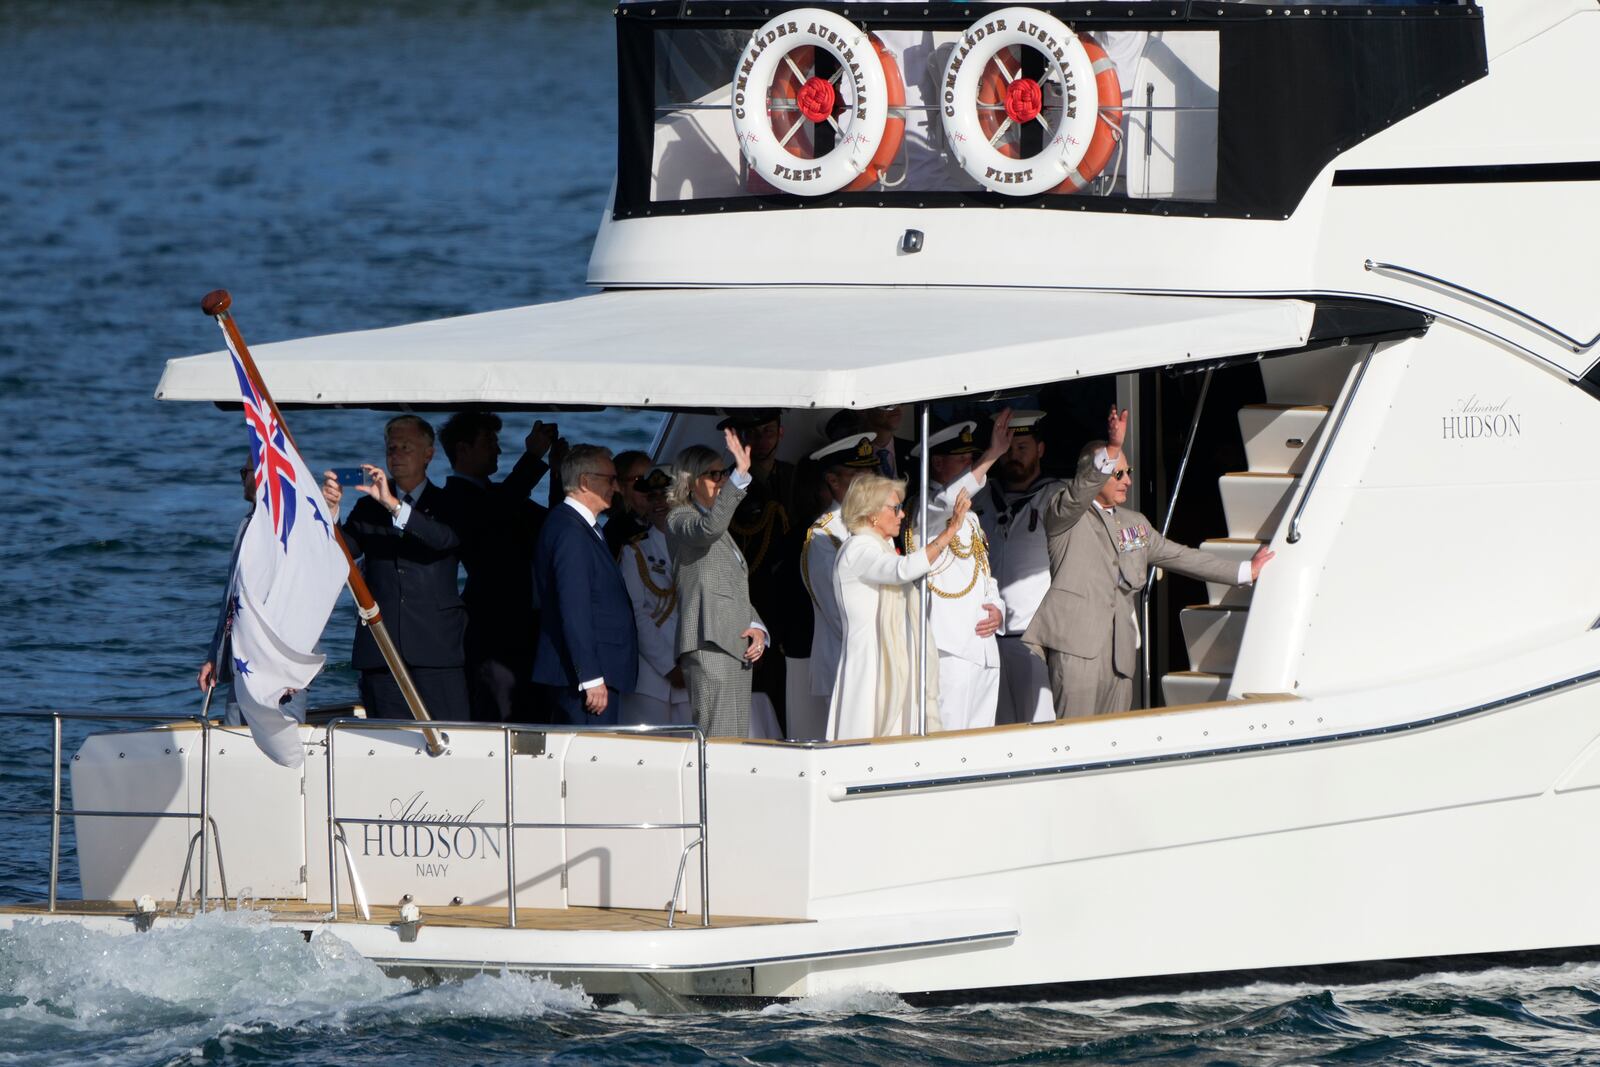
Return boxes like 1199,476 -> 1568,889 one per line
323,719 -> 712,929
0,709 -> 219,913
1285,347 -> 1376,545
0,710 -> 712,930
1140,365 -> 1215,709
1366,259 -> 1600,356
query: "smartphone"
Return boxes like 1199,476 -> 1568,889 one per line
330,467 -> 371,488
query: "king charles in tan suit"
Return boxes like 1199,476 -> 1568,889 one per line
1022,408 -> 1273,719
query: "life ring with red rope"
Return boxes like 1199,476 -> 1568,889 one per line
976,31 -> 1122,193
940,8 -> 1104,197
734,9 -> 905,196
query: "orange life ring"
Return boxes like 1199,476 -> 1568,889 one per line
846,35 -> 905,191
975,32 -> 1122,194
1059,36 -> 1122,193
753,33 -> 905,193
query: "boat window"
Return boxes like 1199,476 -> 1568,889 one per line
613,4 -> 1489,222
648,26 -> 1219,204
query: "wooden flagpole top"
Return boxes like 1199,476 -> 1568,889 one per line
200,289 -> 232,317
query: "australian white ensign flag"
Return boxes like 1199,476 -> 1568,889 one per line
224,334 -> 347,768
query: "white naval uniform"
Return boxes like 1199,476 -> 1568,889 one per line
619,527 -> 693,725
978,476 -> 1066,725
909,472 -> 1005,732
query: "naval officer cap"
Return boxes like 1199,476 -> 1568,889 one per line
1007,410 -> 1047,437
635,464 -> 673,493
909,420 -> 980,458
716,408 -> 782,432
809,433 -> 879,469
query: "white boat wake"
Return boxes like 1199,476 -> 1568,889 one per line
0,911 -> 596,1065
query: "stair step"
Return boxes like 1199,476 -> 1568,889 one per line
1238,404 -> 1329,475
1161,671 -> 1232,707
1260,347 -> 1363,407
1199,539 -> 1260,606
1219,472 -> 1298,540
1179,605 -> 1247,674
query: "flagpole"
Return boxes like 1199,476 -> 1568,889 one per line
201,289 -> 444,757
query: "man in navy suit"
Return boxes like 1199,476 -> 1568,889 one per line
439,412 -> 558,723
532,444 -> 639,724
321,415 -> 469,721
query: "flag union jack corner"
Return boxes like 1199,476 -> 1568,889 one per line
220,328 -> 349,768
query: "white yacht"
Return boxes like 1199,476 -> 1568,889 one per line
5,0 -> 1600,1005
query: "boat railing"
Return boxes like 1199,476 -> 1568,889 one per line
1286,346 -> 1376,545
323,718 -> 712,929
0,709 -> 222,915
1366,259 -> 1600,356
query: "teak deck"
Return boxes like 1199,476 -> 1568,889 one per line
0,900 -> 804,931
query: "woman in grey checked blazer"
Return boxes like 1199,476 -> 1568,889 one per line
666,429 -> 770,738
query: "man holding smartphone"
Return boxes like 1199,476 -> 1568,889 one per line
321,415 -> 469,721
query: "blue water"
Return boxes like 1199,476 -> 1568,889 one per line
5,3 -> 1600,1063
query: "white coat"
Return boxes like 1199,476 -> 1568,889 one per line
826,531 -> 934,741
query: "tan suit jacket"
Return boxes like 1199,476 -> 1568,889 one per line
1022,456 -> 1243,677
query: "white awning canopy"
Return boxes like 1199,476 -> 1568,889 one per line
156,288 -> 1316,409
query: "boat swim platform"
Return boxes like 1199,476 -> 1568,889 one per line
0,899 -> 1018,983
0,899 -> 803,931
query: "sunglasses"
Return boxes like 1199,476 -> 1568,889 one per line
1111,467 -> 1134,481
703,468 -> 731,483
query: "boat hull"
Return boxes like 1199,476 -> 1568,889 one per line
20,635 -> 1600,999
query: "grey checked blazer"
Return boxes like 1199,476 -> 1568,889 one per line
667,482 -> 765,659
1023,450 -> 1243,676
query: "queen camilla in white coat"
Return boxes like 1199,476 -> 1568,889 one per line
826,474 -> 974,741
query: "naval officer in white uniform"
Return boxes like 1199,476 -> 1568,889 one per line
905,412 -> 1014,732
619,465 -> 693,726
794,432 -> 878,740
977,411 -> 1066,725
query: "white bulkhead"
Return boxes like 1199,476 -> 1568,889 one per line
1233,322 -> 1600,697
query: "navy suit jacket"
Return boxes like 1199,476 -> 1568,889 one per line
341,482 -> 466,671
443,451 -> 549,664
531,501 -> 639,706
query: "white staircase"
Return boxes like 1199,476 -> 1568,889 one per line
1159,349 -> 1359,706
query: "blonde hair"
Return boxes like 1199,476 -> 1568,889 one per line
841,474 -> 906,534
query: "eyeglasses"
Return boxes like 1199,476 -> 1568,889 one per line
586,472 -> 618,486
1111,467 -> 1134,481
703,468 -> 730,484
883,501 -> 905,513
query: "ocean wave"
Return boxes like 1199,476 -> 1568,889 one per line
760,985 -> 911,1017
0,910 -> 401,1034
0,911 -> 596,1065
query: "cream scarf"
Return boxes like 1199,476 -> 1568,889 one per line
863,532 -> 943,737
